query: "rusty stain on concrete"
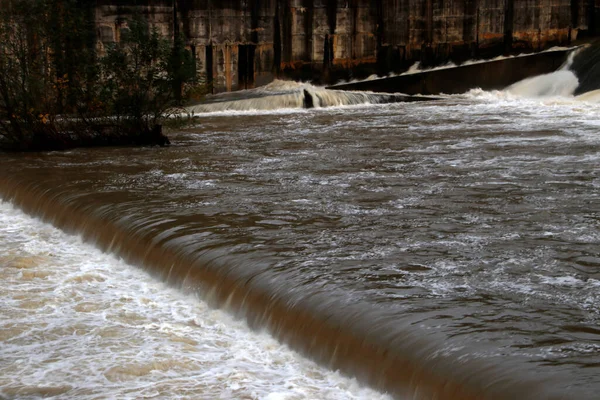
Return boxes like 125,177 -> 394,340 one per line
94,0 -> 599,93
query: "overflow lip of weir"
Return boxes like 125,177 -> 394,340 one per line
0,139 -> 590,400
329,49 -> 574,95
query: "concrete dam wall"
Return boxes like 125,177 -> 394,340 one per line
95,1 -> 600,93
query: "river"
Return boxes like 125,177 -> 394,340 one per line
1,69 -> 599,399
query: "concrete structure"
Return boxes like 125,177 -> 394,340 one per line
94,1 -> 600,93
330,48 -> 572,95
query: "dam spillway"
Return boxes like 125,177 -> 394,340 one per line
328,47 -> 573,95
93,0 -> 600,93
0,200 -> 390,399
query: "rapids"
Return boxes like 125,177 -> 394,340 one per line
2,53 -> 600,399
0,201 -> 390,399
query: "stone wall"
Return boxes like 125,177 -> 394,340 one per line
94,0 -> 600,92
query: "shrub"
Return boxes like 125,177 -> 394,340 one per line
0,0 -> 200,151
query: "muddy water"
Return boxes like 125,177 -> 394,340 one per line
1,91 -> 600,398
0,201 -> 389,399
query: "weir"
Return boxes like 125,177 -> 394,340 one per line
329,48 -> 574,95
4,46 -> 600,399
569,42 -> 600,94
0,155 -> 579,399
187,80 -> 437,113
189,45 -> 592,112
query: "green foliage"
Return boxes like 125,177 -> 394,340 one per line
170,32 -> 198,104
0,0 -> 202,151
100,16 -> 174,130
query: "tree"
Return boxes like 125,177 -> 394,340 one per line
98,15 -> 196,135
0,0 -> 200,151
0,0 -> 58,150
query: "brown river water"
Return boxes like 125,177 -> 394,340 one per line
1,75 -> 600,399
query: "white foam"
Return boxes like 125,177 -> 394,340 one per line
183,78 -> 413,114
0,200 -> 391,400
538,275 -> 584,287
505,70 -> 579,98
575,89 -> 600,103
333,46 -> 581,86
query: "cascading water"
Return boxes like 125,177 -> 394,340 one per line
505,70 -> 579,98
568,42 -> 600,95
186,80 -> 431,113
504,48 -> 581,98
476,44 -> 600,102
0,201 -> 390,400
3,49 -> 600,400
187,46 -> 599,116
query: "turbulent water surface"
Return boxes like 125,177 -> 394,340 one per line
1,69 -> 600,399
0,202 -> 390,399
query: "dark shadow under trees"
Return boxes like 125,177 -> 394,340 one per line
0,0 -> 199,151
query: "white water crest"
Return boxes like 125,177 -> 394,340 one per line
505,70 -> 580,98
0,200 -> 391,400
575,88 -> 600,102
332,46 -> 581,86
186,47 -> 589,115
503,48 -> 584,98
187,80 -> 393,113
